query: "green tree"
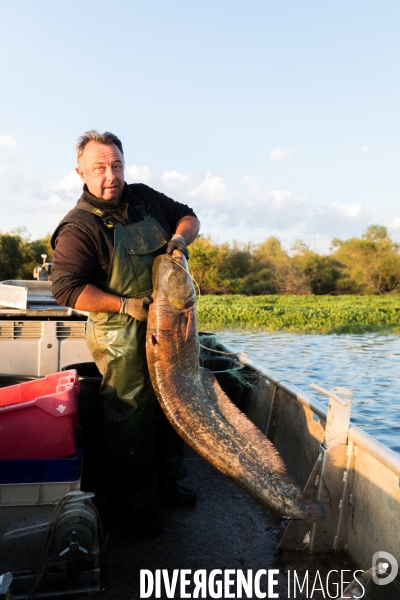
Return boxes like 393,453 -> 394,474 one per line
188,236 -> 222,293
291,240 -> 342,295
0,230 -> 53,281
19,234 -> 53,279
189,237 -> 253,294
332,225 -> 400,294
0,232 -> 25,280
249,237 -> 310,294
241,268 -> 276,294
218,242 -> 253,293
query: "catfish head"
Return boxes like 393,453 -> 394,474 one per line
152,250 -> 196,311
150,250 -> 197,344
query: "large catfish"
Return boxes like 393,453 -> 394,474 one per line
146,251 -> 325,522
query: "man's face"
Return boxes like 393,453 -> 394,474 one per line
76,141 -> 125,202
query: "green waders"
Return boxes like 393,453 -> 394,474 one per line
85,209 -> 184,514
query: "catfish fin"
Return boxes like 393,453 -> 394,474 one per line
185,308 -> 196,342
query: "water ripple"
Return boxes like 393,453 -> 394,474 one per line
218,331 -> 400,454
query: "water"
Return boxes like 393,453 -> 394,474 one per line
217,331 -> 400,455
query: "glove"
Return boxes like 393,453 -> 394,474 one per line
166,234 -> 189,259
120,296 -> 152,322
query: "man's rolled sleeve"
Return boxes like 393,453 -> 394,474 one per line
51,228 -> 106,308
51,270 -> 88,308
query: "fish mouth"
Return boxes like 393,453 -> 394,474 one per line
153,252 -> 196,310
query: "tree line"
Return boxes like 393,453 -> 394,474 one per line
1,224 -> 400,295
0,229 -> 53,281
189,225 -> 400,295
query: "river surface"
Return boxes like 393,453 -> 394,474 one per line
217,331 -> 400,455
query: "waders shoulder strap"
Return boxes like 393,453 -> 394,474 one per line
129,191 -> 152,219
77,201 -> 121,229
77,197 -> 152,229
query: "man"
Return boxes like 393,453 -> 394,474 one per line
51,130 -> 200,536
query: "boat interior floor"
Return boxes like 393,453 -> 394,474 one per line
35,444 -> 385,600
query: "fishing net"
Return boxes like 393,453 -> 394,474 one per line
198,332 -> 260,392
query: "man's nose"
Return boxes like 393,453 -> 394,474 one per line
105,165 -> 116,180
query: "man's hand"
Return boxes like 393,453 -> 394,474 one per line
166,234 -> 189,259
120,296 -> 153,322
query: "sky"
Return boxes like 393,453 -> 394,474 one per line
0,0 -> 399,253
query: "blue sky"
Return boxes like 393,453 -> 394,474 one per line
0,0 -> 399,252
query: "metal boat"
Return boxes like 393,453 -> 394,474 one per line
0,279 -> 399,599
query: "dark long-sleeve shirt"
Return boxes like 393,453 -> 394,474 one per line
51,182 -> 197,307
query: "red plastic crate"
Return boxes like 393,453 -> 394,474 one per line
0,370 -> 80,460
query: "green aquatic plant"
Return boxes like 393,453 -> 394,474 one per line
196,295 -> 400,334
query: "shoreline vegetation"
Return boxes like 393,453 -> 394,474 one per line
1,225 -> 400,335
2,224 -> 400,297
196,295 -> 400,334
189,225 -> 400,297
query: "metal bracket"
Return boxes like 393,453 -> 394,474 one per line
265,384 -> 277,438
313,385 -> 353,449
310,384 -> 350,407
279,386 -> 354,553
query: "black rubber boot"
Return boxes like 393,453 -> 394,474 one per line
161,479 -> 197,508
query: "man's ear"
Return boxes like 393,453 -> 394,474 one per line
76,166 -> 85,183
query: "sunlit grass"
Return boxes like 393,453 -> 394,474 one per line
196,295 -> 400,334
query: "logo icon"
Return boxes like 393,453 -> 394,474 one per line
372,551 -> 398,586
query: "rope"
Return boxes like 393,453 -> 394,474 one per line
173,256 -> 201,300
198,342 -> 246,357
26,495 -> 71,599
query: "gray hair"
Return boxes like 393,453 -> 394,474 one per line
76,130 -> 124,164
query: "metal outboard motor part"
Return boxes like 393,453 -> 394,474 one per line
0,491 -> 101,597
53,492 -> 97,560
33,253 -> 53,281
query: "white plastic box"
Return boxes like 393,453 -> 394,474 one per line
0,480 -> 80,505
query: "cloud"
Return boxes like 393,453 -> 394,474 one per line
188,171 -> 230,204
161,169 -> 231,205
236,178 -> 310,230
160,169 -> 310,231
239,175 -> 258,195
309,202 -> 372,242
0,134 -> 27,162
0,135 -> 17,148
53,170 -> 81,197
0,144 -> 395,250
33,171 -> 82,229
329,202 -> 367,219
162,170 -> 192,190
125,165 -> 154,184
270,147 -> 297,161
361,145 -> 371,153
391,217 -> 400,230
0,136 -> 82,235
30,171 -> 77,220
0,163 -> 26,195
146,166 -> 375,242
0,135 -> 28,196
